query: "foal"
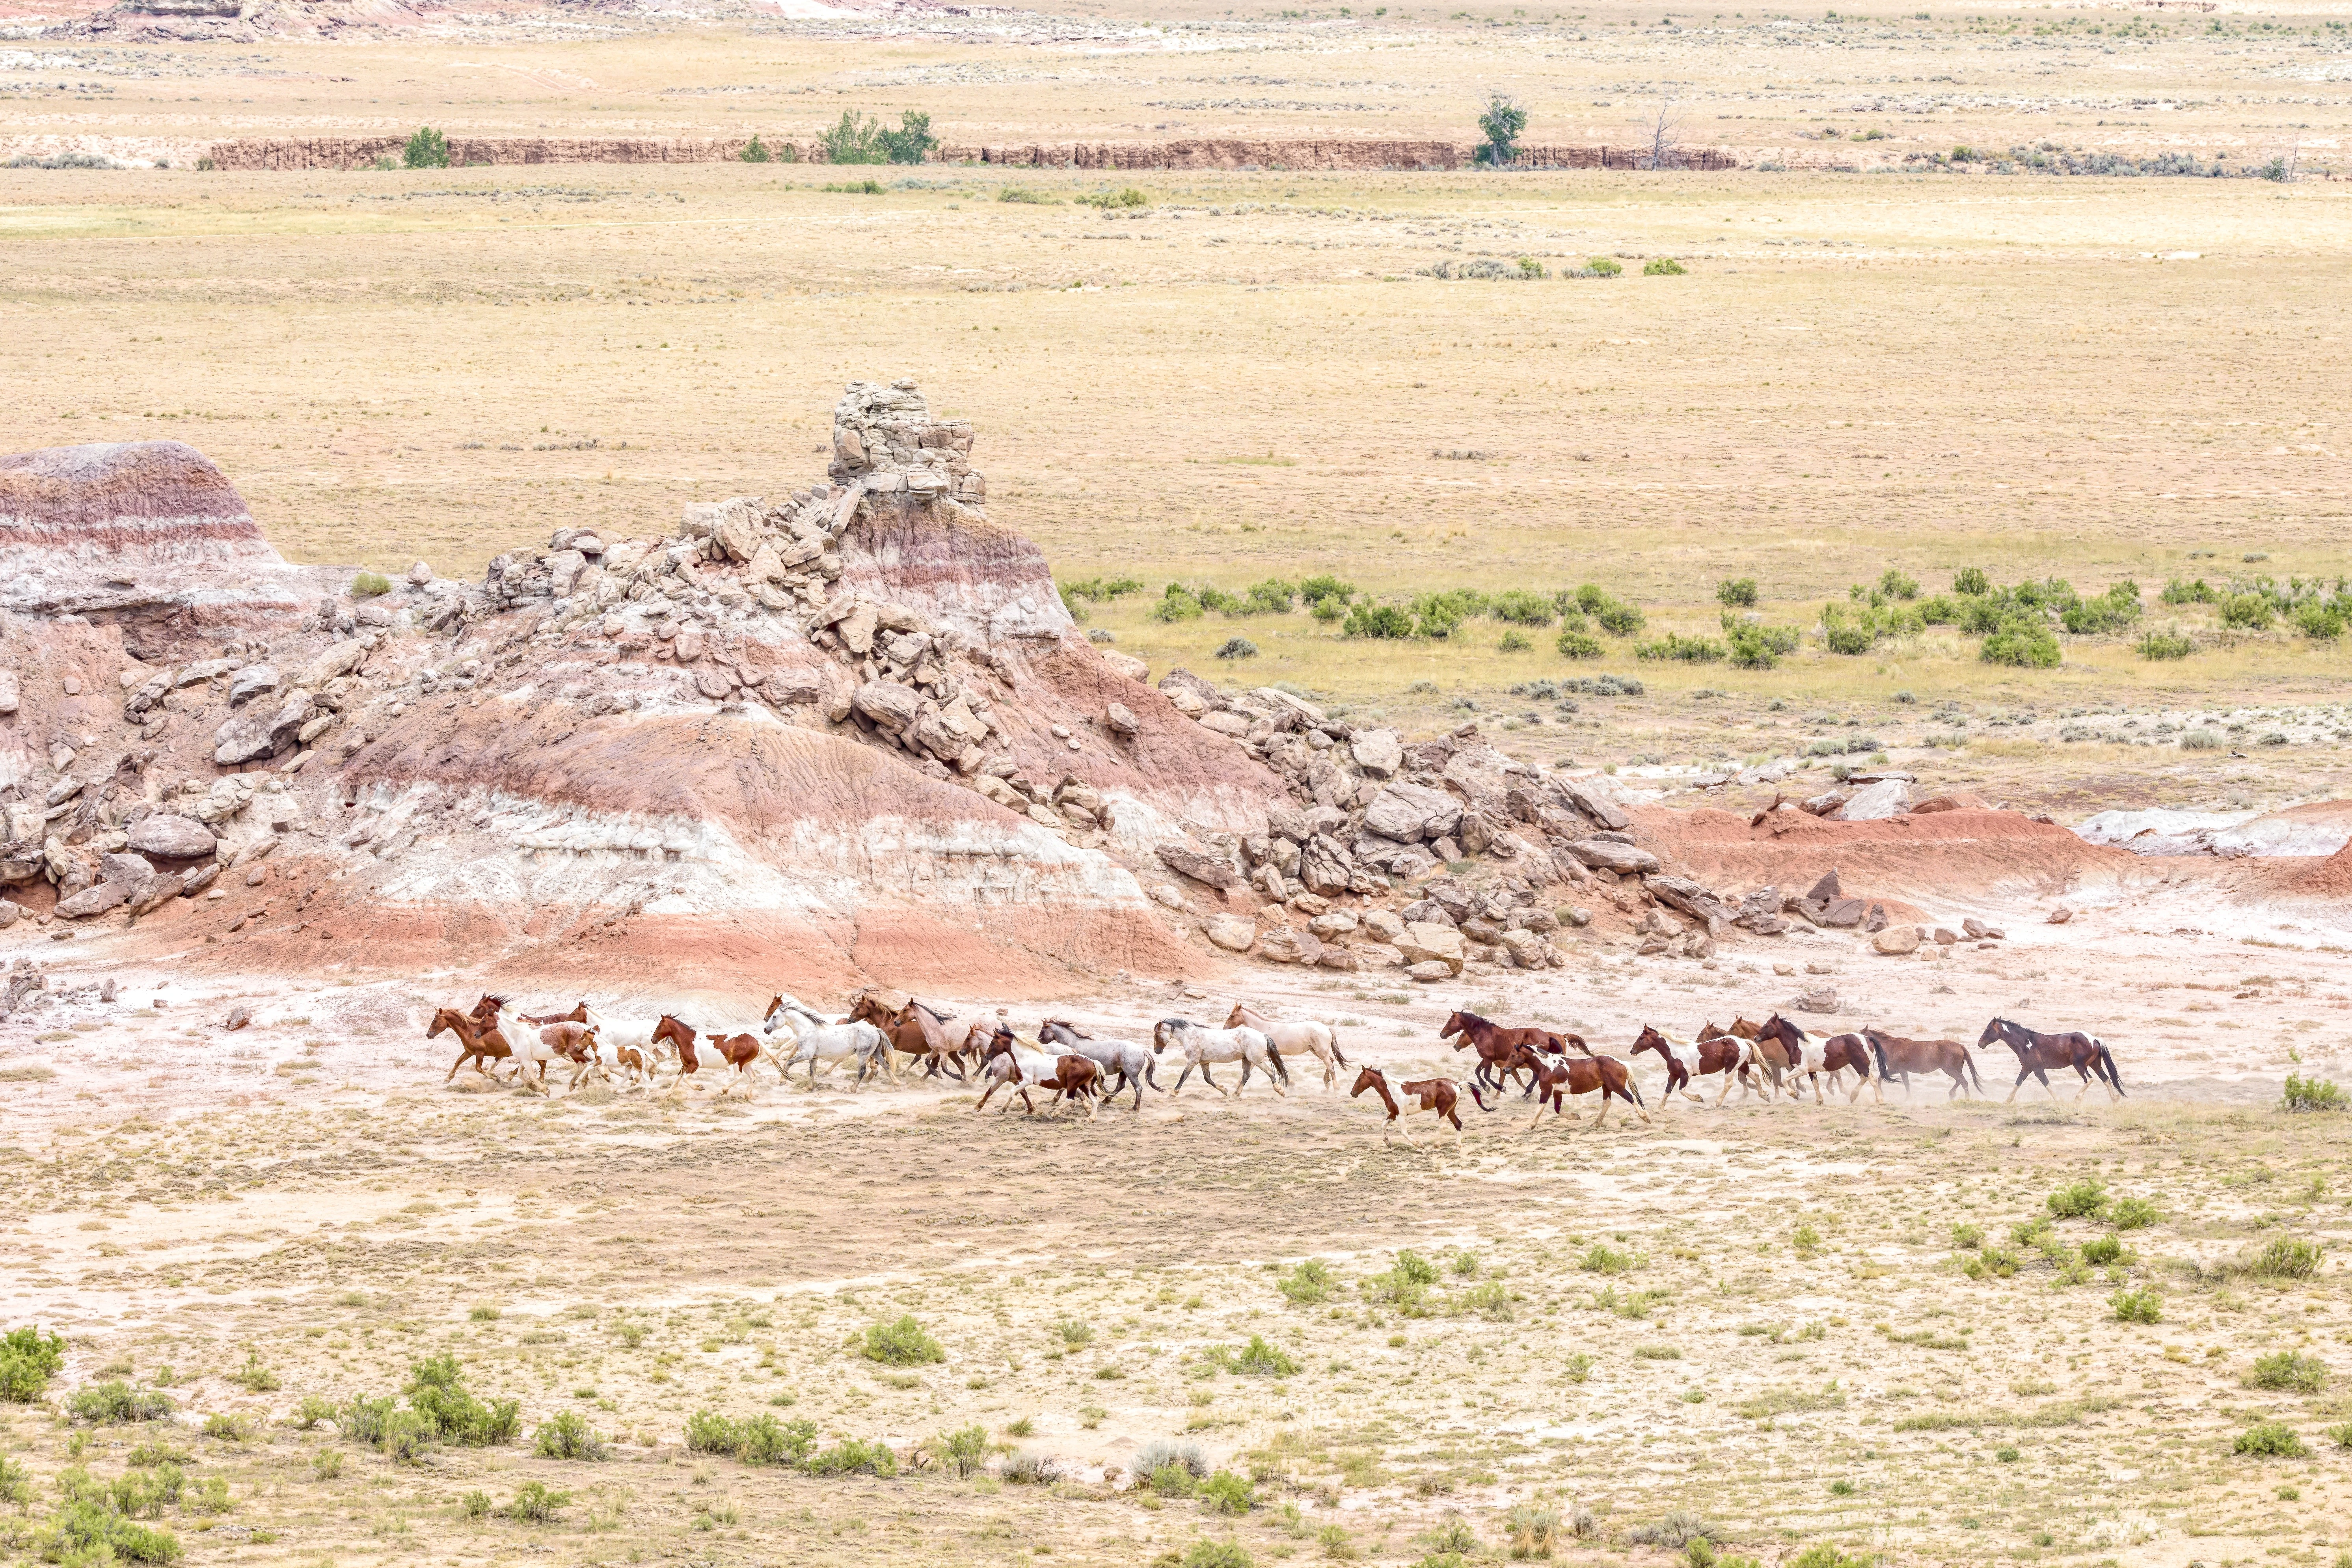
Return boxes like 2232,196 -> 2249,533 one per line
1519,1050 -> 1650,1130
1349,1066 -> 1490,1145
652,1014 -> 767,1099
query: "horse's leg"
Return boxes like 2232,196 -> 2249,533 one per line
445,1047 -> 471,1082
1260,1049 -> 1287,1098
1172,1063 -> 1193,1098
1200,1060 -> 1227,1100
2006,1066 -> 2026,1104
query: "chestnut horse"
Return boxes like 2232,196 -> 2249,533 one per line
1349,1066 -> 1490,1144
652,1014 -> 768,1098
431,1007 -> 514,1083
519,1000 -> 592,1027
1629,1024 -> 1760,1106
1863,1027 -> 1983,1100
1975,1017 -> 2123,1103
847,994 -> 966,1081
1442,1010 -> 1585,1096
1516,1048 -> 1650,1130
1000,1047 -> 1104,1119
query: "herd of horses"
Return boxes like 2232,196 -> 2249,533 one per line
421,989 -> 2125,1142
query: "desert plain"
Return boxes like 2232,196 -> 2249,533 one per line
4,0 -> 2352,1565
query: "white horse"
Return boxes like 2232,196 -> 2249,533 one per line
1039,1019 -> 1156,1111
767,1017 -> 891,1089
1224,1002 -> 1348,1089
1151,1018 -> 1286,1099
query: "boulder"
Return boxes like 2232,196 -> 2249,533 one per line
1837,778 -> 1912,821
180,862 -> 220,897
1350,728 -> 1404,778
1363,781 -> 1463,843
1499,928 -> 1557,969
1962,917 -> 1990,939
1911,793 -> 1986,815
300,639 -> 370,688
1361,909 -> 1405,944
1554,777 -> 1630,831
126,814 -> 216,860
1164,685 -> 1209,719
1872,924 -> 1923,955
1157,844 -> 1242,890
0,900 -> 19,929
1863,902 -> 1888,933
213,691 -> 311,765
1818,898 -> 1868,929
1794,986 -> 1840,1013
1802,791 -> 1849,817
2047,905 -> 2073,925
0,669 -> 17,715
1258,927 -> 1323,965
1733,886 -> 1786,934
1202,914 -> 1257,952
1104,702 -> 1140,738
1317,946 -> 1360,972
1307,911 -> 1358,940
1099,649 -> 1149,683
1406,960 -> 1454,983
1395,921 -> 1466,976
709,497 -> 762,563
851,681 -> 921,732
1297,834 -> 1354,897
226,663 -> 279,706
1563,838 -> 1661,876
1933,927 -> 1958,945
55,879 -> 131,919
1647,875 -> 1734,930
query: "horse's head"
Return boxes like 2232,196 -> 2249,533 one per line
845,995 -> 884,1026
1348,1065 -> 1386,1101
763,994 -> 784,1021
654,1015 -> 693,1048
428,1008 -> 461,1039
1440,1010 -> 1471,1040
1630,1025 -> 1666,1058
982,1027 -> 1015,1061
1152,1019 -> 1190,1054
1731,1016 -> 1764,1040
1038,1020 -> 1076,1048
1696,1021 -> 1725,1042
1758,1014 -> 1797,1047
1976,1018 -> 2013,1050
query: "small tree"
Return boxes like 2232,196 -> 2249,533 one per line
403,126 -> 450,170
879,111 -> 937,165
1475,93 -> 1527,166
741,134 -> 771,164
1642,98 -> 1685,171
821,111 -> 887,164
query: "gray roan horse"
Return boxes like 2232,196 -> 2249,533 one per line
1975,1017 -> 2123,1103
1039,1020 -> 1158,1111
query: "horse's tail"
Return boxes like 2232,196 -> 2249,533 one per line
1268,1041 -> 1292,1085
1466,1083 -> 1494,1113
1620,1059 -> 1646,1108
1328,1028 -> 1349,1068
2097,1040 -> 2123,1095
1869,1034 -> 1890,1080
1963,1047 -> 1985,1096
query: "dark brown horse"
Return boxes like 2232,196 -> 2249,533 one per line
1443,1009 -> 1587,1096
1519,1050 -> 1649,1130
1863,1027 -> 1983,1100
431,1007 -> 513,1082
1350,1066 -> 1489,1144
652,1014 -> 767,1099
1976,1018 -> 2123,1103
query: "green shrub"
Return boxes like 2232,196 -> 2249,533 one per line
404,1355 -> 518,1445
2292,601 -> 2343,639
2283,1075 -> 2346,1112
1242,578 -> 1297,615
685,1411 -> 743,1454
1201,1470 -> 1256,1514
1410,587 -> 1486,638
2248,1238 -> 2323,1280
2326,1421 -> 2352,1449
311,1449 -> 342,1480
1421,1515 -> 1481,1555
741,134 -> 771,163
1787,1548 -> 1871,1568
937,1423 -> 990,1478
2108,1197 -> 2160,1230
67,1381 -> 174,1424
1343,603 -> 1416,639
2220,593 -> 2276,631
1077,185 -> 1151,208
1951,1223 -> 1983,1250
1953,566 -> 1990,596
805,1437 -> 897,1477
1278,1260 -> 1337,1305
1489,588 -> 1555,625
2248,1351 -> 2328,1395
737,1412 -> 818,1466
1580,1243 -> 1637,1275
864,1315 -> 943,1366
1716,577 -> 1759,607
2233,1420 -> 2305,1458
378,1409 -> 435,1464
460,1488 -> 491,1517
2178,728 -> 2224,751
1504,1501 -> 1560,1558
402,126 -> 449,169
1556,629 -> 1603,659
1981,621 -> 2061,668
200,1412 -> 253,1442
2137,631 -> 2194,660
0,1326 -> 66,1402
1299,574 -> 1355,606
1215,637 -> 1259,660
350,570 -> 392,598
1585,257 -> 1624,277
533,1410 -> 609,1460
998,186 -> 1056,203
821,179 -> 885,194
1878,568 -> 1920,600
1152,583 -> 1205,622
1592,598 -> 1645,637
231,1352 -> 278,1393
1475,91 -> 1527,165
821,108 -> 936,164
1643,257 -> 1686,275
37,1498 -> 182,1563
1182,1540 -> 1254,1568
2161,576 -> 2219,605
2081,1235 -> 2124,1266
1635,633 -> 1724,663
2047,1179 -> 2108,1219
1497,630 -> 1531,652
505,1480 -> 571,1522
1233,1335 -> 1298,1378
2111,1287 -> 2162,1324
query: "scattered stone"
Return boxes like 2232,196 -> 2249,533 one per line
1099,650 -> 1149,683
1838,778 -> 1912,821
1962,917 -> 1989,939
1863,902 -> 1888,933
1563,838 -> 1661,876
126,814 -> 215,860
0,669 -> 16,714
1363,780 -> 1463,844
0,901 -> 19,928
1395,921 -> 1466,976
1258,927 -> 1323,965
1317,946 -> 1360,972
1202,914 -> 1256,952
2047,905 -> 2073,924
1499,928 -> 1557,969
214,691 -> 312,765
224,1003 -> 252,1031
1873,924 -> 1923,955
180,863 -> 219,897
850,681 -> 920,731
1561,905 -> 1592,928
1104,702 -> 1140,738
1802,791 -> 1849,817
1406,960 -> 1453,983
1794,986 -> 1839,1013
1933,927 -> 1959,945
407,560 -> 434,585
1158,844 -> 1242,890
1350,728 -> 1404,778
55,880 -> 130,919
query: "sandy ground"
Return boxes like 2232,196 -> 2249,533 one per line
4,880 -> 2349,1567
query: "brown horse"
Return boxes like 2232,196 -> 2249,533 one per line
469,993 -> 508,1028
847,994 -> 967,1081
1976,1018 -> 2123,1103
1701,1018 -> 1785,1097
431,1007 -> 514,1082
1442,1009 -> 1585,1096
1818,1032 -> 1884,1104
1007,1050 -> 1104,1119
1863,1027 -> 1984,1100
1518,1049 -> 1650,1130
652,1014 -> 768,1098
1350,1066 -> 1489,1144
519,1000 -> 591,1027
1629,1024 -> 1765,1105
1757,1015 -> 1881,1104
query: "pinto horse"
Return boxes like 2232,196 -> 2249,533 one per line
1863,1027 -> 1984,1100
1703,1018 -> 1786,1097
652,1014 -> 767,1098
431,1007 -> 514,1082
1629,1024 -> 1756,1106
1518,1049 -> 1650,1130
1442,1010 -> 1585,1096
1976,1017 -> 2124,1103
1349,1066 -> 1489,1144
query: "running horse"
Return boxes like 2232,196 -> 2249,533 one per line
1976,1018 -> 2123,1103
1349,1066 -> 1490,1145
1441,1010 -> 1586,1097
1516,1048 -> 1650,1130
431,1007 -> 514,1082
1863,1027 -> 1984,1100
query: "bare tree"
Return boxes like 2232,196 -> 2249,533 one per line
1642,97 -> 1685,171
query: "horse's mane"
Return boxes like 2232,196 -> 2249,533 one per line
1451,1009 -> 1492,1028
911,1000 -> 950,1022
